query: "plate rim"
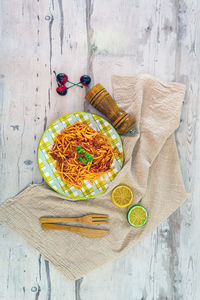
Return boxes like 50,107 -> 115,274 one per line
37,111 -> 124,199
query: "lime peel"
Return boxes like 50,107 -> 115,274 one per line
127,204 -> 148,228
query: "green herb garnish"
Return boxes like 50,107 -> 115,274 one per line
75,145 -> 93,165
75,145 -> 82,150
82,158 -> 87,165
77,149 -> 85,154
85,152 -> 93,162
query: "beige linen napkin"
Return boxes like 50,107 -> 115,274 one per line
0,74 -> 187,281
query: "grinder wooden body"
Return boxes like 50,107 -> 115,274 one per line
85,84 -> 135,135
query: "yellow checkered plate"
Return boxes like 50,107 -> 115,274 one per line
37,112 -> 124,199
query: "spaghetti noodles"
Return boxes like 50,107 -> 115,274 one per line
49,122 -> 120,189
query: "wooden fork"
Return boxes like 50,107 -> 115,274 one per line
40,214 -> 108,225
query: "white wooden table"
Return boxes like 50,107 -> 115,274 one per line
0,1 -> 199,299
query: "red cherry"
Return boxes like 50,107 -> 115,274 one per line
56,85 -> 67,96
57,73 -> 68,84
80,75 -> 91,86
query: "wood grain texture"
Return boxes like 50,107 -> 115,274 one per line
0,0 -> 199,299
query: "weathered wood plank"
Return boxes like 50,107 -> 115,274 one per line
0,0 -> 199,299
0,0 -> 87,298
80,1 -> 198,300
174,1 -> 200,299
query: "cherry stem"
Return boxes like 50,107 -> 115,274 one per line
53,71 -> 83,88
53,70 -> 60,86
68,84 -> 83,89
68,80 -> 82,87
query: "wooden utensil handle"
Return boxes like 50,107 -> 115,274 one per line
42,223 -> 79,231
85,83 -> 135,135
40,217 -> 79,224
41,224 -> 109,238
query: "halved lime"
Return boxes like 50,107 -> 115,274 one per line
127,204 -> 148,228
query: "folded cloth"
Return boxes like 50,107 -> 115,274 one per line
0,74 -> 187,281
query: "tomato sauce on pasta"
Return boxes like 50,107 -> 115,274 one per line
49,122 -> 120,189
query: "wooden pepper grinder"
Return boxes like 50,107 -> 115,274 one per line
85,83 -> 135,135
